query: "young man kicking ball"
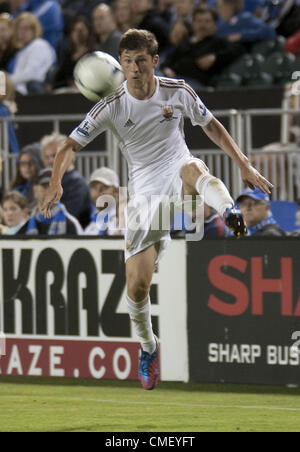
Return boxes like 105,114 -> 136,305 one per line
41,29 -> 273,390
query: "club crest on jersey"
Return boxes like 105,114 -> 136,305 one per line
160,105 -> 177,123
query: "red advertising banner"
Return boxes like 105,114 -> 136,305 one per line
0,338 -> 140,380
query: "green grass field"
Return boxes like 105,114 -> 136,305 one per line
0,377 -> 300,432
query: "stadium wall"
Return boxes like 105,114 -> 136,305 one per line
1,237 -> 299,386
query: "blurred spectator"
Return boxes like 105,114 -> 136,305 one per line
169,18 -> 193,47
285,30 -> 300,55
216,0 -> 276,45
131,0 -> 170,52
161,6 -> 245,87
92,3 -> 122,60
157,0 -> 176,26
1,190 -> 29,234
204,204 -> 230,237
0,72 -> 20,154
244,0 -> 264,15
26,168 -> 83,235
172,202 -> 230,238
40,132 -> 91,228
114,0 -> 132,33
0,13 -> 16,70
11,143 -> 43,209
236,187 -> 285,237
206,0 -> 265,15
173,0 -> 195,23
258,0 -> 300,38
85,167 -> 125,236
10,0 -> 64,49
159,19 -> 192,70
58,0 -> 101,21
8,12 -> 56,94
51,16 -> 94,90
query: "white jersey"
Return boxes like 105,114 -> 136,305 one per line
70,77 -> 213,196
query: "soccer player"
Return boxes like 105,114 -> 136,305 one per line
41,29 -> 273,390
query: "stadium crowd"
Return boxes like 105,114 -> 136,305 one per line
0,0 -> 300,237
0,0 -> 300,93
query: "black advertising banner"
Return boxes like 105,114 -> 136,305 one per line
187,239 -> 300,386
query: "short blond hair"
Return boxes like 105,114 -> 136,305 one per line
40,132 -> 67,151
13,12 -> 43,48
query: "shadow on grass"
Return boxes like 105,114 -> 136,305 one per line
0,376 -> 300,396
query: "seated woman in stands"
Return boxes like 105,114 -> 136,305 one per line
10,144 -> 43,211
0,191 -> 29,235
7,12 -> 56,95
51,16 -> 94,90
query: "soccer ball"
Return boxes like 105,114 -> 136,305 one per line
74,51 -> 125,102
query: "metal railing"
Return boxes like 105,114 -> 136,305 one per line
243,108 -> 300,201
0,114 -> 112,190
1,108 -> 299,201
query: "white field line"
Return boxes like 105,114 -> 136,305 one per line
1,395 -> 300,412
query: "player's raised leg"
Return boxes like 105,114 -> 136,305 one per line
126,244 -> 159,390
181,160 -> 247,237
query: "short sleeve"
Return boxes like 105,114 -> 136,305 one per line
181,82 -> 213,127
69,99 -> 111,147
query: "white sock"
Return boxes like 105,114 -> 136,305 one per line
195,173 -> 233,217
126,294 -> 156,355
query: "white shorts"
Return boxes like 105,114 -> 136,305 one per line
124,155 -> 208,264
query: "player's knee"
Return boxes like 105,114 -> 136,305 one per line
127,276 -> 150,302
181,161 -> 207,185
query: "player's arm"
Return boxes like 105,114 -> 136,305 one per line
40,137 -> 82,218
202,116 -> 273,194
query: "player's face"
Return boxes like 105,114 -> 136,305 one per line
119,49 -> 159,89
238,198 -> 270,227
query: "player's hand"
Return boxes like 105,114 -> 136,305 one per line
240,165 -> 274,194
40,182 -> 63,218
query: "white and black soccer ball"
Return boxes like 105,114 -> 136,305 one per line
74,51 -> 125,102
